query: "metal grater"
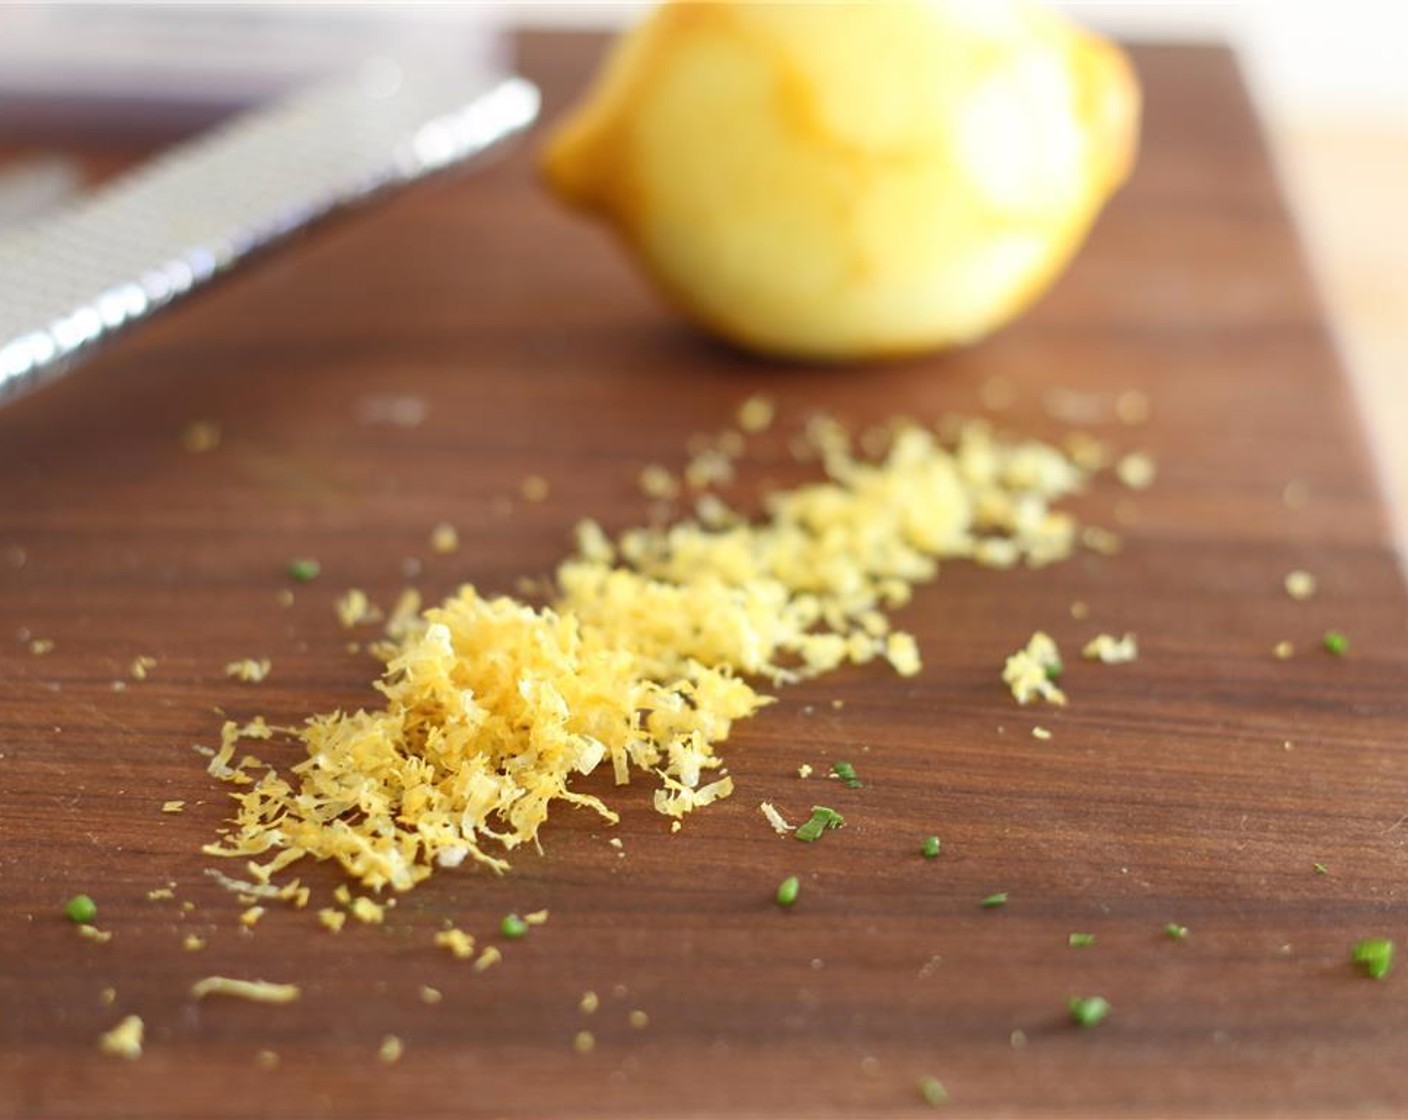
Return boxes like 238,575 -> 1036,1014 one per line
0,64 -> 539,408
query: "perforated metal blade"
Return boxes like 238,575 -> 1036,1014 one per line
0,65 -> 539,408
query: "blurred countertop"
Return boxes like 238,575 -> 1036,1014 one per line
1274,122 -> 1408,555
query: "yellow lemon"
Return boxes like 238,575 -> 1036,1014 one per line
542,1 -> 1139,361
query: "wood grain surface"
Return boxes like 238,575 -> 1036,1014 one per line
3,33 -> 1408,1119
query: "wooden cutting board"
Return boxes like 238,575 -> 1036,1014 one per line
2,32 -> 1406,1119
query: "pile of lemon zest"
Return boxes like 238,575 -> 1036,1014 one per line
78,924 -> 113,943
523,910 -> 549,926
147,887 -> 175,901
239,906 -> 265,928
579,990 -> 599,1014
191,977 -> 300,1004
184,934 -> 206,951
131,656 -> 158,680
317,909 -> 347,933
161,800 -> 185,814
420,986 -> 443,1004
202,414 -> 1108,896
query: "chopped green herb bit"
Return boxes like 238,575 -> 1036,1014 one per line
500,913 -> 529,939
980,892 -> 1008,909
1165,923 -> 1189,941
286,558 -> 321,582
1044,658 -> 1064,682
1313,862 -> 1329,876
794,806 -> 845,843
1068,995 -> 1110,1028
1323,630 -> 1349,656
776,875 -> 800,908
64,894 -> 97,924
1352,938 -> 1394,979
921,835 -> 941,860
1068,933 -> 1095,948
832,761 -> 863,789
917,1076 -> 949,1108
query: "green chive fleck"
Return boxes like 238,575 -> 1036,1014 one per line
1352,938 -> 1394,979
980,892 -> 1008,909
1068,995 -> 1110,1028
776,876 -> 800,908
1068,932 -> 1095,948
917,1076 -> 949,1108
1313,862 -> 1329,876
500,913 -> 529,939
794,806 -> 845,843
831,761 -> 862,789
64,894 -> 97,924
1323,630 -> 1348,656
1165,922 -> 1189,941
287,558 -> 321,582
921,835 -> 941,859
1045,658 -> 1064,682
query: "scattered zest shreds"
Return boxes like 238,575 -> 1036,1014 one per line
434,928 -> 476,959
204,412 -> 1108,895
737,395 -> 775,434
378,1035 -> 404,1064
335,589 -> 381,629
98,1015 -> 144,1060
1114,451 -> 1156,490
430,523 -> 460,555
759,802 -> 793,835
224,658 -> 271,684
1003,632 -> 1067,705
1082,633 -> 1138,664
192,977 -> 300,1003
